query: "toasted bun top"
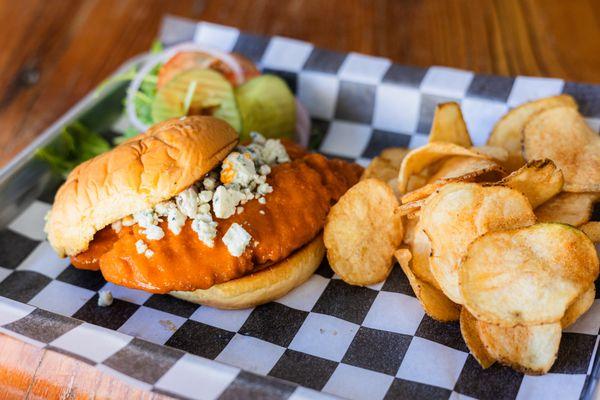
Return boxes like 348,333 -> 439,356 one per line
46,116 -> 238,257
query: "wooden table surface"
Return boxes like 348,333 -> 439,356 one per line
1,0 -> 600,398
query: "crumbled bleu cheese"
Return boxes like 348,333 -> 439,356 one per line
199,190 -> 213,203
176,187 -> 199,219
237,206 -> 244,214
198,203 -> 211,214
122,216 -> 134,226
259,164 -> 271,176
250,131 -> 266,145
136,239 -> 148,254
262,139 -> 290,164
98,290 -> 113,307
221,151 -> 256,186
223,223 -> 252,257
154,202 -> 185,235
191,215 -> 218,247
213,186 -> 244,219
111,220 -> 122,233
154,202 -> 171,216
253,174 -> 267,185
167,207 -> 186,235
203,176 -> 216,190
142,224 -> 165,240
257,183 -> 273,195
134,210 -> 159,228
134,210 -> 164,240
258,197 -> 266,205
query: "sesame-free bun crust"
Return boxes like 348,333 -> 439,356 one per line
46,117 -> 238,257
171,235 -> 324,309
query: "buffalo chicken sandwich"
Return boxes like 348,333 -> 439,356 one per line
45,116 -> 362,308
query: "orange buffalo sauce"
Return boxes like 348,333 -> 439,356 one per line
71,153 -> 362,293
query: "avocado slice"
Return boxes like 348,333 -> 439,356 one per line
235,75 -> 296,141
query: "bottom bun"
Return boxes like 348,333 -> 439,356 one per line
170,234 -> 325,309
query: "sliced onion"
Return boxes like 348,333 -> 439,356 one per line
126,42 -> 245,132
295,100 -> 311,147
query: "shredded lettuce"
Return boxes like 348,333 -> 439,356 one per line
131,62 -> 161,127
36,122 -> 111,178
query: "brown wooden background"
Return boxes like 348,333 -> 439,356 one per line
1,0 -> 600,398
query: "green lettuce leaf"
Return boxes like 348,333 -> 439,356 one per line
36,122 -> 110,178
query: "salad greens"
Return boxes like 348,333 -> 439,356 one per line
35,122 -> 111,178
36,40 -> 304,178
133,62 -> 161,127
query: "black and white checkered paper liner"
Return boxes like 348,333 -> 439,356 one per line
1,16 -> 600,400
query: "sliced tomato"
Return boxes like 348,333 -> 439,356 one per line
157,51 -> 259,89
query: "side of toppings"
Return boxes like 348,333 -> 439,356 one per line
112,133 -> 289,257
222,223 -> 252,257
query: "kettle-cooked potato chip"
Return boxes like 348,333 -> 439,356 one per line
469,146 -> 509,162
380,147 -> 410,167
426,156 -> 505,183
402,216 -> 419,245
362,147 -> 410,183
460,223 -> 599,326
324,179 -> 403,286
420,183 -> 536,304
477,321 -> 561,375
395,249 -> 460,322
398,198 -> 426,217
398,143 -> 491,193
535,192 -> 599,227
561,285 -> 595,329
460,308 -> 495,369
580,222 -> 600,243
362,156 -> 401,183
409,223 -> 439,289
401,156 -> 506,204
523,107 -> 600,192
401,182 -> 448,205
428,102 -> 473,147
499,159 -> 563,208
488,94 -> 576,171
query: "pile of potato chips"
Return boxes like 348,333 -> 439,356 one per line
324,96 -> 600,374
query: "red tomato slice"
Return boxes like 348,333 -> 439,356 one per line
157,51 -> 259,89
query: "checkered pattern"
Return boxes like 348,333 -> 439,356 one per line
1,15 -> 600,400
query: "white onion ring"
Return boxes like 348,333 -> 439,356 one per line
295,100 -> 311,147
126,42 -> 245,132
